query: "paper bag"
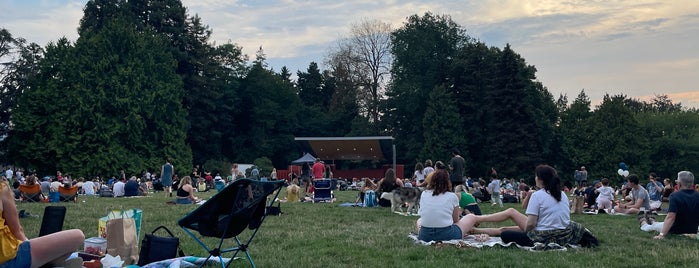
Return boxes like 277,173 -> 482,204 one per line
99,209 -> 143,238
106,218 -> 139,265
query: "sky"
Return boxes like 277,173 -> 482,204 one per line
2,0 -> 699,108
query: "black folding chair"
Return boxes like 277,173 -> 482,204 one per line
178,178 -> 284,268
39,206 -> 66,236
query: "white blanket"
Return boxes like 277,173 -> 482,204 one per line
408,233 -> 581,251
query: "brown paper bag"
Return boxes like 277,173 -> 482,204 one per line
571,196 -> 584,214
106,218 -> 140,265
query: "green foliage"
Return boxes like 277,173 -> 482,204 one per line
9,19 -> 190,177
252,157 -> 273,177
420,85 -> 466,164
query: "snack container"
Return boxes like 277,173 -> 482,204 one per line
83,237 -> 107,256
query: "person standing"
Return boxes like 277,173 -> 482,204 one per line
161,158 -> 174,197
449,148 -> 466,188
312,159 -> 325,179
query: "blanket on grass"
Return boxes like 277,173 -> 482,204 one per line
138,256 -> 239,268
408,233 -> 581,251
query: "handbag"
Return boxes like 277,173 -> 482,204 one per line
137,225 -> 185,266
266,201 -> 282,216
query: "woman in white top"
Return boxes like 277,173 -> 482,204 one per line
416,167 -> 478,241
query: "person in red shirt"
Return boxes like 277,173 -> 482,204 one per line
312,159 -> 325,179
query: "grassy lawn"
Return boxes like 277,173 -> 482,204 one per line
15,188 -> 699,267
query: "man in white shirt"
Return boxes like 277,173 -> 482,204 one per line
82,177 -> 97,196
5,167 -> 13,182
112,177 -> 126,197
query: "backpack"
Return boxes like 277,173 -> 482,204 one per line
363,190 -> 377,207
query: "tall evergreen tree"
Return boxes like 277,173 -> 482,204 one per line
421,85 -> 468,165
9,20 -> 189,176
385,12 -> 467,163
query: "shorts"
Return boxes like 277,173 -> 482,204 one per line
0,241 -> 31,268
418,225 -> 463,242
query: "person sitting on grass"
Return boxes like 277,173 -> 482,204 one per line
1,176 -> 85,268
639,171 -> 699,239
415,169 -> 479,242
463,165 -> 597,247
454,185 -> 481,215
175,176 -> 200,204
285,179 -> 300,202
613,174 -> 651,215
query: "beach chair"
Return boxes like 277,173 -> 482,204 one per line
312,179 -> 333,203
39,206 -> 66,236
19,184 -> 43,202
178,178 -> 284,268
59,185 -> 78,202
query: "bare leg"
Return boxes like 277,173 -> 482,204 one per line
455,214 -> 479,236
30,229 -> 84,268
474,208 -> 527,231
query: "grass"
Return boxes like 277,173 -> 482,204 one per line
16,188 -> 699,267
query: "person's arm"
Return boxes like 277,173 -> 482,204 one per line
521,190 -> 534,209
1,184 -> 28,241
396,178 -> 404,187
452,205 -> 461,224
187,185 -> 199,202
525,214 -> 538,231
654,212 -> 676,239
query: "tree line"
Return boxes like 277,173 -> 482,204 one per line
1,1 -> 698,186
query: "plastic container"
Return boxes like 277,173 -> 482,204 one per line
84,237 -> 106,256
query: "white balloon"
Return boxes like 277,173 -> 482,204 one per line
618,169 -> 624,176
623,170 -> 630,177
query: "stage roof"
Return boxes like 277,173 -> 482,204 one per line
294,136 -> 394,161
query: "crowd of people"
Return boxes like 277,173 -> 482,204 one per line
3,156 -> 699,267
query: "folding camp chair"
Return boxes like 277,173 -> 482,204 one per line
39,206 -> 66,236
19,184 -> 43,202
312,179 -> 333,203
59,185 -> 78,202
178,178 -> 284,268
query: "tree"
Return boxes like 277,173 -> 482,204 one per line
420,85 -> 468,165
0,29 -> 44,161
327,19 -> 392,126
585,94 -> 645,184
384,12 -> 468,163
557,90 -> 593,180
9,19 -> 190,177
235,62 -> 302,167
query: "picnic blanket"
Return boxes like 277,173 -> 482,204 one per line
138,256 -> 238,268
408,233 -> 581,251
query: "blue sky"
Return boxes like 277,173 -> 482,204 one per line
2,0 -> 698,108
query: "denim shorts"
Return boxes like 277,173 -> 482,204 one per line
0,241 -> 31,268
418,225 -> 463,242
175,198 -> 192,204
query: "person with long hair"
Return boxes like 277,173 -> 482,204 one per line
377,168 -> 403,207
415,169 -> 480,241
413,162 -> 425,187
458,165 -> 597,248
175,176 -> 200,204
